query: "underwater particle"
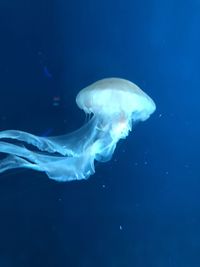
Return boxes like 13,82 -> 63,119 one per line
43,66 -> 52,79
52,96 -> 61,106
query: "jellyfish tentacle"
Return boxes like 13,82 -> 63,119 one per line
0,130 -> 73,156
0,155 -> 42,174
0,130 -> 58,152
0,140 -> 95,181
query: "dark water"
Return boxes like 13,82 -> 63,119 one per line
0,0 -> 199,266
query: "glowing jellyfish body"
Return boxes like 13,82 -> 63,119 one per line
0,78 -> 156,182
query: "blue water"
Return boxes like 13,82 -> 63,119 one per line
0,0 -> 199,266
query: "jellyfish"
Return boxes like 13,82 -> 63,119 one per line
0,78 -> 156,182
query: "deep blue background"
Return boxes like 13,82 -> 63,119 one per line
0,0 -> 199,266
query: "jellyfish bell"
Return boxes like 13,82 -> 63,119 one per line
76,78 -> 156,140
76,78 -> 156,118
0,77 -> 156,182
